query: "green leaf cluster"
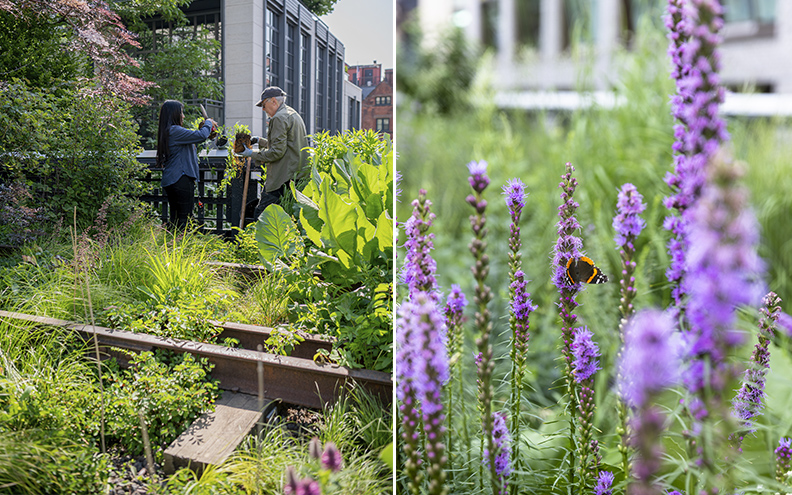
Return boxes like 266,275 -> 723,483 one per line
0,79 -> 145,227
252,131 -> 393,371
103,350 -> 219,458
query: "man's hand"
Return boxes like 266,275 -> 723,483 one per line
235,145 -> 253,158
250,136 -> 260,145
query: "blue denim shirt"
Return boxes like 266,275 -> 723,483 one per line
161,119 -> 212,188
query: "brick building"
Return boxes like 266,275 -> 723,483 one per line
348,63 -> 393,138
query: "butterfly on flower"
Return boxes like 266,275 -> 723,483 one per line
564,256 -> 608,285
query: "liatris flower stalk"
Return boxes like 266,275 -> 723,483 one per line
321,442 -> 343,472
444,285 -> 468,468
503,178 -> 533,480
572,327 -> 601,490
396,292 -> 450,495
613,183 -> 647,476
663,0 -> 730,321
402,189 -> 439,301
618,310 -> 680,495
552,163 -> 584,484
731,292 -> 782,450
466,160 -> 498,494
684,150 -> 765,491
776,438 -> 792,484
483,411 -> 512,495
396,298 -> 425,495
595,471 -> 615,495
508,269 -> 536,472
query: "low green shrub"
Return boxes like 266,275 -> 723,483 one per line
103,350 -> 219,458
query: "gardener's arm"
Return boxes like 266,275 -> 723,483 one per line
251,117 -> 287,164
170,120 -> 213,145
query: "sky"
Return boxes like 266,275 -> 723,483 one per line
320,0 -> 394,70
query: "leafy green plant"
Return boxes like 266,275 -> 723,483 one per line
104,350 -> 219,458
263,326 -> 305,356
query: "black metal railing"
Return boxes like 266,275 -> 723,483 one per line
136,150 -> 258,235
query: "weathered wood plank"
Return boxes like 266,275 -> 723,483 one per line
163,391 -> 266,474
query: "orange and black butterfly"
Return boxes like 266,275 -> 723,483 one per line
564,256 -> 608,285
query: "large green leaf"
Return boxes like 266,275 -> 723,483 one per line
318,179 -> 359,268
375,210 -> 393,252
255,205 -> 304,263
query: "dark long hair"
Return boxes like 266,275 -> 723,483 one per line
155,100 -> 184,167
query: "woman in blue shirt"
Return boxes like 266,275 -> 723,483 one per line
155,100 -> 216,229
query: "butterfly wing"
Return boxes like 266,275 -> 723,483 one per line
565,256 -> 608,285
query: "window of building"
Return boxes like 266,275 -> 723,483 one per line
315,43 -> 326,131
265,8 -> 281,87
481,0 -> 498,49
300,31 -> 310,126
516,0 -> 540,48
376,118 -> 390,132
375,96 -> 391,106
335,57 -> 343,132
562,0 -> 594,50
285,22 -> 296,107
723,0 -> 775,23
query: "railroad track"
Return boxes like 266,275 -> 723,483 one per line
0,310 -> 392,410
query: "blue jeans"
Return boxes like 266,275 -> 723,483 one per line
164,174 -> 194,229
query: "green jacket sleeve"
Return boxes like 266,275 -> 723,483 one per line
252,116 -> 288,164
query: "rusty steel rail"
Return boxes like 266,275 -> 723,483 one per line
213,320 -> 333,360
0,311 -> 392,409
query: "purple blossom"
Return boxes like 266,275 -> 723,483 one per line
308,436 -> 322,460
401,190 -> 439,301
510,270 -> 536,359
445,284 -> 467,322
776,437 -> 792,483
572,327 -> 600,383
594,471 -> 614,495
502,178 -> 526,217
467,160 -> 490,192
321,442 -> 342,472
618,310 -> 680,409
483,411 -> 511,493
613,183 -> 646,248
732,292 -> 781,444
684,152 -> 766,420
283,468 -> 321,495
396,292 -> 449,494
777,311 -> 792,337
553,165 -> 584,290
664,0 -> 730,319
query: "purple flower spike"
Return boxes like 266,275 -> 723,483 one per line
613,183 -> 646,249
308,436 -> 322,460
396,292 -> 449,494
502,178 -> 527,216
594,471 -> 614,495
467,160 -> 490,193
664,0 -> 730,321
572,327 -> 601,383
618,310 -> 680,409
321,442 -> 343,472
401,190 -> 439,302
483,411 -> 511,494
776,437 -> 792,483
732,292 -> 782,448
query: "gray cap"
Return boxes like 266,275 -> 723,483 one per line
256,86 -> 286,106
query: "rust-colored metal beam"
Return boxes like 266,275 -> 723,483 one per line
213,320 -> 333,360
0,311 -> 392,409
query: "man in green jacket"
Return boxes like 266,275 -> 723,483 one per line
239,86 -> 308,219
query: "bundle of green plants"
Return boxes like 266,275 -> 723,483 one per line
155,387 -> 392,494
102,350 -> 219,459
253,130 -> 393,372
